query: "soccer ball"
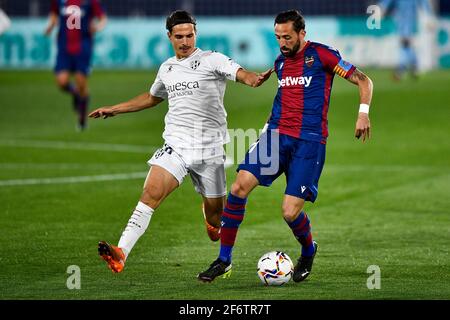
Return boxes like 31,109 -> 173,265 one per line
257,251 -> 293,286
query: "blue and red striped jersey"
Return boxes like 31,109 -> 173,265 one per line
51,0 -> 105,55
268,41 -> 356,144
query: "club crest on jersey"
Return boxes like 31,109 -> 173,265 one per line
305,56 -> 315,67
167,65 -> 173,72
190,60 -> 201,70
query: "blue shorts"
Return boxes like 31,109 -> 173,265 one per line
238,130 -> 326,202
54,50 -> 92,76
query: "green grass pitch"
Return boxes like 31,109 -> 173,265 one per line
0,69 -> 449,299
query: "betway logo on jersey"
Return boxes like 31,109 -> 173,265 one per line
278,76 -> 312,88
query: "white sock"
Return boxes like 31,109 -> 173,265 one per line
118,201 -> 154,259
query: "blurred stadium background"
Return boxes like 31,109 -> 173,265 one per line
1,0 -> 450,71
0,1 -> 449,300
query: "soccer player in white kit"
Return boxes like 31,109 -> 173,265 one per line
89,10 -> 273,273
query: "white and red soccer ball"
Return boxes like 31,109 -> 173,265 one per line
257,251 -> 293,286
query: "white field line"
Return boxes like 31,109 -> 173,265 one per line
0,172 -> 147,187
324,164 -> 448,172
0,164 -> 446,188
0,140 -> 448,172
0,161 -> 445,172
0,163 -> 145,169
0,139 -> 157,154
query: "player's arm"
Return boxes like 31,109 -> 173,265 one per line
44,12 -> 58,36
90,14 -> 107,34
346,68 -> 374,142
236,68 -> 274,88
89,93 -> 163,119
90,0 -> 107,34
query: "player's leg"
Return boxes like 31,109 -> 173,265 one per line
55,71 -> 72,93
99,144 -> 187,273
221,129 -> 284,261
118,146 -> 186,257
198,131 -> 283,282
118,164 -> 179,253
218,169 -> 259,259
200,165 -> 258,243
54,50 -> 79,110
282,194 -> 317,282
396,37 -> 417,80
197,170 -> 259,282
74,72 -> 89,130
202,196 -> 225,242
283,139 -> 325,282
99,165 -> 180,273
405,37 -> 419,79
282,195 -> 315,256
188,154 -> 227,241
73,50 -> 93,130
218,131 -> 285,263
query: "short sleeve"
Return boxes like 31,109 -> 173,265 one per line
91,0 -> 105,18
208,52 -> 242,81
316,45 -> 356,79
149,67 -> 168,100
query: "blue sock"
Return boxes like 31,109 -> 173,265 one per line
218,192 -> 247,264
285,211 -> 315,257
302,241 -> 315,257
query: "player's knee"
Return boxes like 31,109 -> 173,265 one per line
141,184 -> 165,207
56,78 -> 69,90
282,204 -> 302,222
230,181 -> 250,199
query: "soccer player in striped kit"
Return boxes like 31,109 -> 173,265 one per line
198,10 -> 373,283
45,0 -> 107,130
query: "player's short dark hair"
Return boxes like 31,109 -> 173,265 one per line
166,10 -> 197,33
274,10 -> 305,32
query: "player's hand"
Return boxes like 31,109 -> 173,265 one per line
90,23 -> 99,35
355,113 -> 370,142
44,26 -> 52,36
255,68 -> 274,87
89,107 -> 116,119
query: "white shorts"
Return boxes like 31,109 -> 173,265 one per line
147,143 -> 226,198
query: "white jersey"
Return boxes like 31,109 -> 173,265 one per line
150,48 -> 241,158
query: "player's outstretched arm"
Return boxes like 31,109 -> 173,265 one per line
89,92 -> 163,119
236,68 -> 274,88
347,68 -> 373,142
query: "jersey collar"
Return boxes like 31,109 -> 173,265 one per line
176,48 -> 200,62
